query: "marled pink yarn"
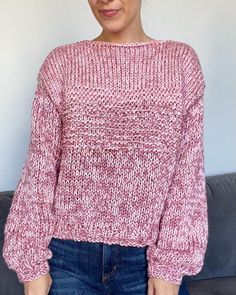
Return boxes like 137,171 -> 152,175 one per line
2,39 -> 208,285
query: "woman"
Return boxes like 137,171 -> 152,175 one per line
3,0 -> 208,295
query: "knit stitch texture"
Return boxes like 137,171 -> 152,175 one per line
3,39 -> 208,285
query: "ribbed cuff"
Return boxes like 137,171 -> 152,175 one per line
16,260 -> 50,284
147,260 -> 183,285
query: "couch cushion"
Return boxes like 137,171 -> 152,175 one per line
187,277 -> 236,295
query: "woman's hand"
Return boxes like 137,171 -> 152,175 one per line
23,272 -> 52,295
148,277 -> 180,295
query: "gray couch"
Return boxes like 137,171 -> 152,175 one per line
185,172 -> 236,294
1,172 -> 236,295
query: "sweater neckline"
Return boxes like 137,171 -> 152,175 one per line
80,39 -> 167,47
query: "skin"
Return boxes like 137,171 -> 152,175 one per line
24,1 -> 180,294
87,0 -> 154,43
24,273 -> 51,295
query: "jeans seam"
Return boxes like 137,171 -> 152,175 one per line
102,264 -> 118,281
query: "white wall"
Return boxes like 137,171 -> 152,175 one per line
1,0 -> 236,190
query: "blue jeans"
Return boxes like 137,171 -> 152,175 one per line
48,237 -> 190,295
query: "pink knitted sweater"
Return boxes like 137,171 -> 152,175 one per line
3,39 -> 208,285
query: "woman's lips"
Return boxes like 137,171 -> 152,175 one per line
100,9 -> 120,17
